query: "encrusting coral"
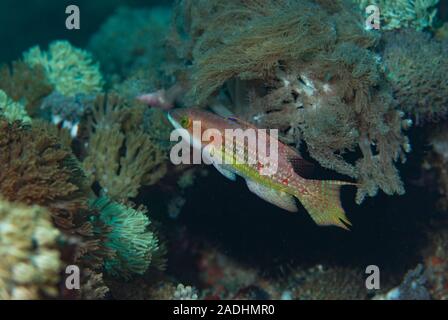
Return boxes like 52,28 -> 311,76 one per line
383,29 -> 448,124
352,0 -> 439,31
89,196 -> 161,280
23,40 -> 104,97
83,94 -> 167,201
0,198 -> 61,300
168,0 -> 411,203
0,89 -> 31,123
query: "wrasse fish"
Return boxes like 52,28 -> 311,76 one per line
168,108 -> 355,229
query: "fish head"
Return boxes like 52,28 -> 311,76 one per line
168,108 -> 229,132
167,108 -> 195,131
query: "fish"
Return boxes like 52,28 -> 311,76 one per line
167,108 -> 355,229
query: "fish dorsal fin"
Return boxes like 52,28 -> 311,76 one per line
227,117 -> 259,129
246,179 -> 298,212
227,116 -> 314,177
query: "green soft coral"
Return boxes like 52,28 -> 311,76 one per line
353,0 -> 439,30
0,89 -> 31,123
23,40 -> 104,97
90,196 -> 160,279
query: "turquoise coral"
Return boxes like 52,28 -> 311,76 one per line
90,196 -> 160,279
23,40 -> 104,97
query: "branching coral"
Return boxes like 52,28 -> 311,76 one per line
83,95 -> 167,201
90,196 -> 161,279
0,198 -> 61,300
352,0 -> 439,31
383,29 -> 448,124
23,40 -> 104,97
0,60 -> 53,116
0,89 -> 31,123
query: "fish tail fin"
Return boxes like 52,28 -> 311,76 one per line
293,180 -> 354,230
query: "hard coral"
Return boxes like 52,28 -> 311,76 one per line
0,198 -> 61,300
24,40 -> 104,97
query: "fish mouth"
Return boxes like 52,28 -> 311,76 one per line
167,111 -> 182,130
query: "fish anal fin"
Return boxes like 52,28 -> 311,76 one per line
213,163 -> 237,181
246,179 -> 298,212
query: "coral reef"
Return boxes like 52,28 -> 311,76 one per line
0,198 -> 61,300
24,41 -> 104,97
375,264 -> 430,300
383,29 -> 448,124
168,0 -> 410,203
1,0 -> 448,302
352,0 -> 439,31
89,196 -> 161,279
0,89 -> 31,123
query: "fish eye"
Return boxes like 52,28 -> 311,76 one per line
180,116 -> 192,129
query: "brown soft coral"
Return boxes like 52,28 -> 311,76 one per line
0,119 -> 111,269
0,60 -> 53,116
83,94 -> 167,201
171,0 -> 376,105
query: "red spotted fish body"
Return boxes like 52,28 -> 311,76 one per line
168,108 -> 354,229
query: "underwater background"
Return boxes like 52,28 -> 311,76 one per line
0,0 -> 447,300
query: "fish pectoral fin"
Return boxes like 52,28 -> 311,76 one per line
213,163 -> 237,181
246,179 -> 298,212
